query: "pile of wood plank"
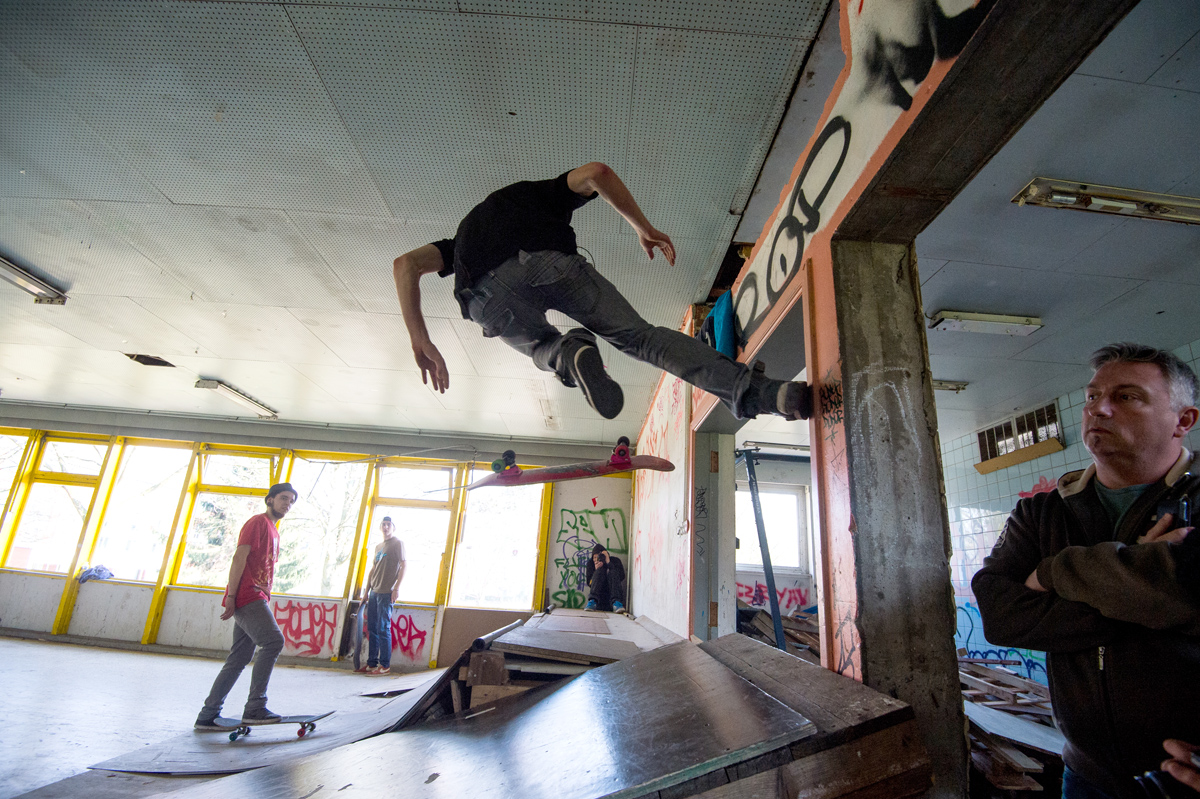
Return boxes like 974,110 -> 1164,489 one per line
959,652 -> 1065,793
737,603 -> 821,663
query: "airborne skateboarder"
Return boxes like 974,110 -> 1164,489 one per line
392,162 -> 812,422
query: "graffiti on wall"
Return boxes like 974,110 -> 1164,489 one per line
549,507 -> 628,610
732,0 -> 992,343
390,612 -> 428,661
274,599 -> 337,657
1019,476 -> 1056,498
736,580 -> 811,615
633,375 -> 692,636
957,601 -> 1047,684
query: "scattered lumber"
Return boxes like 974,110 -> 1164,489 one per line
738,609 -> 821,663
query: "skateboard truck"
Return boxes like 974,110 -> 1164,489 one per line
610,436 -> 631,468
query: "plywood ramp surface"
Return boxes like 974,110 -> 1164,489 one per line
492,624 -> 642,664
91,673 -> 441,776
154,642 -> 816,799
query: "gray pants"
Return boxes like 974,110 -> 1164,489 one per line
199,599 -> 285,719
461,250 -> 759,418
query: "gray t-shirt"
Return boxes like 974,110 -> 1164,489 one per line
1093,480 -> 1150,533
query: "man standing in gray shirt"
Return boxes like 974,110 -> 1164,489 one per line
359,516 -> 406,675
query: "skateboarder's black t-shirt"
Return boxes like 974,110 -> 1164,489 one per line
431,171 -> 597,318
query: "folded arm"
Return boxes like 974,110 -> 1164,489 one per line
972,515 -> 1115,652
567,162 -> 676,265
393,244 -> 450,392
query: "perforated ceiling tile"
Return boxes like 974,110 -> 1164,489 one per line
0,291 -> 92,349
628,26 -> 808,239
289,7 -> 636,220
0,200 -> 194,300
459,0 -> 828,39
76,201 -> 360,310
0,1 -> 390,215
293,308 -> 478,376
30,296 -> 218,359
133,298 -> 344,365
0,48 -> 166,202
285,211 -> 462,318
502,412 -> 605,442
290,363 -> 449,409
391,406 -> 510,438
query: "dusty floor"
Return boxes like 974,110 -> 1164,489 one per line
0,636 -> 428,799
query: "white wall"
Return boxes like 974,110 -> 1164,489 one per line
543,476 -> 632,609
69,580 -> 152,641
0,570 -> 63,632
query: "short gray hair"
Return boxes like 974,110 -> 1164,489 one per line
1090,342 -> 1199,410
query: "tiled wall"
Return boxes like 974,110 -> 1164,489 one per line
943,339 -> 1200,684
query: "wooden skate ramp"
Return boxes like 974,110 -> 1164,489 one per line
150,642 -> 817,799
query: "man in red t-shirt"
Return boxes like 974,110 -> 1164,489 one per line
195,483 -> 297,729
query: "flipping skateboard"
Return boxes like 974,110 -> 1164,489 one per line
467,437 -> 673,490
216,711 -> 334,742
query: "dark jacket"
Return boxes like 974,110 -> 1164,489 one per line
972,450 -> 1200,798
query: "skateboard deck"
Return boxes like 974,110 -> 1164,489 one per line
469,438 -> 673,490
216,711 -> 334,742
350,607 -> 364,671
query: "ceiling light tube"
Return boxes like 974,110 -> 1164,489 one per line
1014,178 -> 1200,225
932,379 -> 970,393
928,311 -> 1042,336
195,379 -> 278,419
0,256 -> 67,304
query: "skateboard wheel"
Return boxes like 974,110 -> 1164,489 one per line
502,449 -> 516,467
297,727 -> 306,738
614,444 -> 629,459
617,436 -> 630,447
229,732 -> 238,742
491,458 -> 504,473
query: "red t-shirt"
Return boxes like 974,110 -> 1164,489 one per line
228,513 -> 279,609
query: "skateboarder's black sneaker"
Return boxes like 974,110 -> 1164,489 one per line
242,707 -> 282,725
194,716 -> 223,731
566,340 -> 624,419
776,381 -> 813,421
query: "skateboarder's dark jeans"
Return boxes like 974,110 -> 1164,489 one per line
366,591 -> 393,669
463,250 -> 758,418
200,599 -> 285,719
588,565 -> 625,611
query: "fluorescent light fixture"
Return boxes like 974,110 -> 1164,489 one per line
195,379 -> 278,419
0,255 -> 67,304
932,379 -> 969,393
928,311 -> 1042,336
1014,177 -> 1200,224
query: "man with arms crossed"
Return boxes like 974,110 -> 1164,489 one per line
359,515 -> 406,675
973,343 -> 1200,798
195,482 -> 297,729
392,163 -> 812,423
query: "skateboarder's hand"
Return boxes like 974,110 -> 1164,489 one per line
413,340 -> 449,392
221,596 -> 236,621
638,227 -> 675,266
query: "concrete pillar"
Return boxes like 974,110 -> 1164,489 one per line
830,239 -> 963,797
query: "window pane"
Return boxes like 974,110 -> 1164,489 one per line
39,440 -> 107,475
449,472 -> 542,609
177,493 -> 265,587
378,467 -> 452,500
1,433 -> 29,520
374,505 -> 451,604
201,454 -> 270,489
90,446 -> 191,581
735,489 -> 801,568
6,483 -> 92,573
276,458 -> 369,597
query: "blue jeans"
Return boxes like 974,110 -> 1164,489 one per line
1062,766 -> 1118,799
366,591 -> 393,669
462,250 -> 759,418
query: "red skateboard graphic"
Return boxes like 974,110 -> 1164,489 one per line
467,437 -> 673,490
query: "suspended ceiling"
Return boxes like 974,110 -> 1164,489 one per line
0,0 -> 827,445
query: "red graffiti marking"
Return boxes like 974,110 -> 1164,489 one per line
736,581 -> 810,612
391,613 -> 428,661
1019,476 -> 1056,498
274,600 -> 337,656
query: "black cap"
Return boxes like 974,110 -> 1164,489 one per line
592,543 -> 606,556
382,516 -> 393,523
266,482 -> 297,501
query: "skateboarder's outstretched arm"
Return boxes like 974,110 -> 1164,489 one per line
567,163 -> 676,266
393,244 -> 450,392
